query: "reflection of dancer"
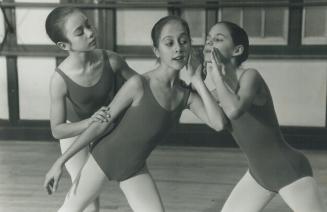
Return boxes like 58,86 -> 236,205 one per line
204,21 -> 326,212
45,7 -> 136,212
44,16 -> 226,212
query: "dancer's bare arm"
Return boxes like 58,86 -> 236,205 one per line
50,72 -> 110,139
107,51 -> 138,80
44,75 -> 144,194
210,49 -> 262,119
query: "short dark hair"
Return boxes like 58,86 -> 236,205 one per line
45,7 -> 81,43
218,21 -> 249,66
151,15 -> 191,48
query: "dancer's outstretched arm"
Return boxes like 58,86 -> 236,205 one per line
106,51 -> 138,80
210,48 -> 263,119
189,72 -> 227,131
186,55 -> 227,131
44,75 -> 144,194
50,71 -> 111,139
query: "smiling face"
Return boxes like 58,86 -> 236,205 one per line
204,23 -> 236,63
61,10 -> 96,52
154,20 -> 191,71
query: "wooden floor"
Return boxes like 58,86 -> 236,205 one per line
0,141 -> 326,212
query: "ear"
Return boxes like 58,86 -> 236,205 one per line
56,41 -> 70,51
152,46 -> 160,59
232,45 -> 244,57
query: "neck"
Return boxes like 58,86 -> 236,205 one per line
228,63 -> 239,78
68,50 -> 95,69
207,60 -> 238,74
153,64 -> 180,88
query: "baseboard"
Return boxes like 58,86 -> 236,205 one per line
1,121 -> 327,150
166,124 -> 327,150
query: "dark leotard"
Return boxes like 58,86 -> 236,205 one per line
229,70 -> 313,192
91,77 -> 190,181
55,50 -> 124,122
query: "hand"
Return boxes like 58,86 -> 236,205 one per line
209,52 -> 225,86
211,47 -> 226,77
190,64 -> 204,87
90,106 -> 111,124
211,48 -> 238,92
186,47 -> 206,80
44,160 -> 63,195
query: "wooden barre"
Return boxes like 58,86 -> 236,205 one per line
1,1 -> 327,9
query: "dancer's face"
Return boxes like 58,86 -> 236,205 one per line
60,11 -> 96,52
154,20 -> 191,71
204,23 -> 235,63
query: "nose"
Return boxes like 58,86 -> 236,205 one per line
85,28 -> 94,38
206,38 -> 213,46
175,42 -> 183,53
205,41 -> 213,52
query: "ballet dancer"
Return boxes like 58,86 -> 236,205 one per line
204,21 -> 326,212
44,16 -> 227,212
46,7 -> 137,212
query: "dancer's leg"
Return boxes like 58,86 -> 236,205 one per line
221,170 -> 275,212
57,154 -> 107,212
279,176 -> 326,212
60,138 -> 100,212
120,170 -> 165,212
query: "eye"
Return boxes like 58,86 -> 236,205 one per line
75,29 -> 83,36
214,37 -> 224,42
180,37 -> 189,45
206,36 -> 213,44
165,40 -> 174,47
85,22 -> 91,29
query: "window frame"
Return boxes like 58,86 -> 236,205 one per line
301,5 -> 327,45
218,7 -> 289,45
180,8 -> 207,45
1,0 -> 327,128
1,0 -> 327,58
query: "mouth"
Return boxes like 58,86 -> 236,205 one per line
203,49 -> 212,63
89,39 -> 96,46
172,55 -> 185,61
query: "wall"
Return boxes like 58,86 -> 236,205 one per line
128,58 -> 327,127
1,56 -> 325,127
0,3 -> 326,128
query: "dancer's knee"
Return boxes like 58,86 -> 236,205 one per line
84,198 -> 100,212
57,198 -> 90,212
280,177 -> 326,212
57,206 -> 80,212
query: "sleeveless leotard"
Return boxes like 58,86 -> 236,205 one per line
229,70 -> 313,192
55,50 -> 124,122
91,77 -> 190,181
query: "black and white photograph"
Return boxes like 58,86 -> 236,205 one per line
0,0 -> 326,211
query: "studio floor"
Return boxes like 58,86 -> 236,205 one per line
0,141 -> 326,212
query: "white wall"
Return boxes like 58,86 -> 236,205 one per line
1,56 -> 326,127
17,57 -> 55,120
1,7 -> 326,127
1,56 -> 326,126
125,58 -> 327,127
246,59 -> 327,127
0,57 -> 9,119
126,59 -> 157,74
116,9 -> 168,45
0,8 -> 5,43
0,57 -> 323,126
15,0 -> 59,45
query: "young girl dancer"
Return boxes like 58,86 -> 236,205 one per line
204,21 -> 326,212
44,16 -> 227,212
46,7 -> 136,212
